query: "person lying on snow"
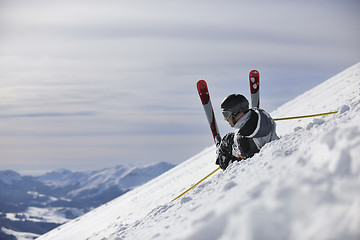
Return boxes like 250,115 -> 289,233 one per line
216,94 -> 279,170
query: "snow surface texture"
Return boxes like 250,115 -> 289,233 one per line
38,62 -> 360,240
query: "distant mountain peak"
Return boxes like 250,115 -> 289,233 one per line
0,170 -> 22,185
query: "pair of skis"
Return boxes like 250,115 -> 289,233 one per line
197,71 -> 338,144
196,70 -> 260,146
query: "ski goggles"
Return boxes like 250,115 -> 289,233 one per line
222,110 -> 233,120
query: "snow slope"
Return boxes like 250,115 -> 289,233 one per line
38,62 -> 360,240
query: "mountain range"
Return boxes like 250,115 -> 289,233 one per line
0,162 -> 175,239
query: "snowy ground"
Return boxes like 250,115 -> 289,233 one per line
5,207 -> 78,224
38,62 -> 360,240
2,227 -> 39,240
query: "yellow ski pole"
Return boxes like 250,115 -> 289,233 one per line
274,111 -> 337,121
171,166 -> 221,202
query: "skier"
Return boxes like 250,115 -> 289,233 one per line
216,94 -> 279,170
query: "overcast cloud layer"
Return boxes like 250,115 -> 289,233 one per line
0,0 -> 359,175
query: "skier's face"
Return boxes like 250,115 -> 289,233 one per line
226,116 -> 235,127
226,112 -> 244,127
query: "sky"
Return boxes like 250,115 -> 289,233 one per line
0,0 -> 359,175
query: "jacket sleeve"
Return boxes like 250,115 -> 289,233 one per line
233,134 -> 260,158
239,109 -> 273,138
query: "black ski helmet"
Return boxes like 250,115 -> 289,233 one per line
221,94 -> 249,122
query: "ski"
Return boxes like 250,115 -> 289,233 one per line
197,80 -> 221,147
171,80 -> 222,201
249,70 -> 260,108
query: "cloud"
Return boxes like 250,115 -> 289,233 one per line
0,0 -> 359,173
0,111 -> 96,119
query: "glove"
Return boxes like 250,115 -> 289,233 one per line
216,133 -> 236,170
216,148 -> 231,170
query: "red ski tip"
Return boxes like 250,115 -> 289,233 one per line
197,80 -> 210,105
197,80 -> 208,93
250,70 -> 259,75
249,70 -> 260,94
